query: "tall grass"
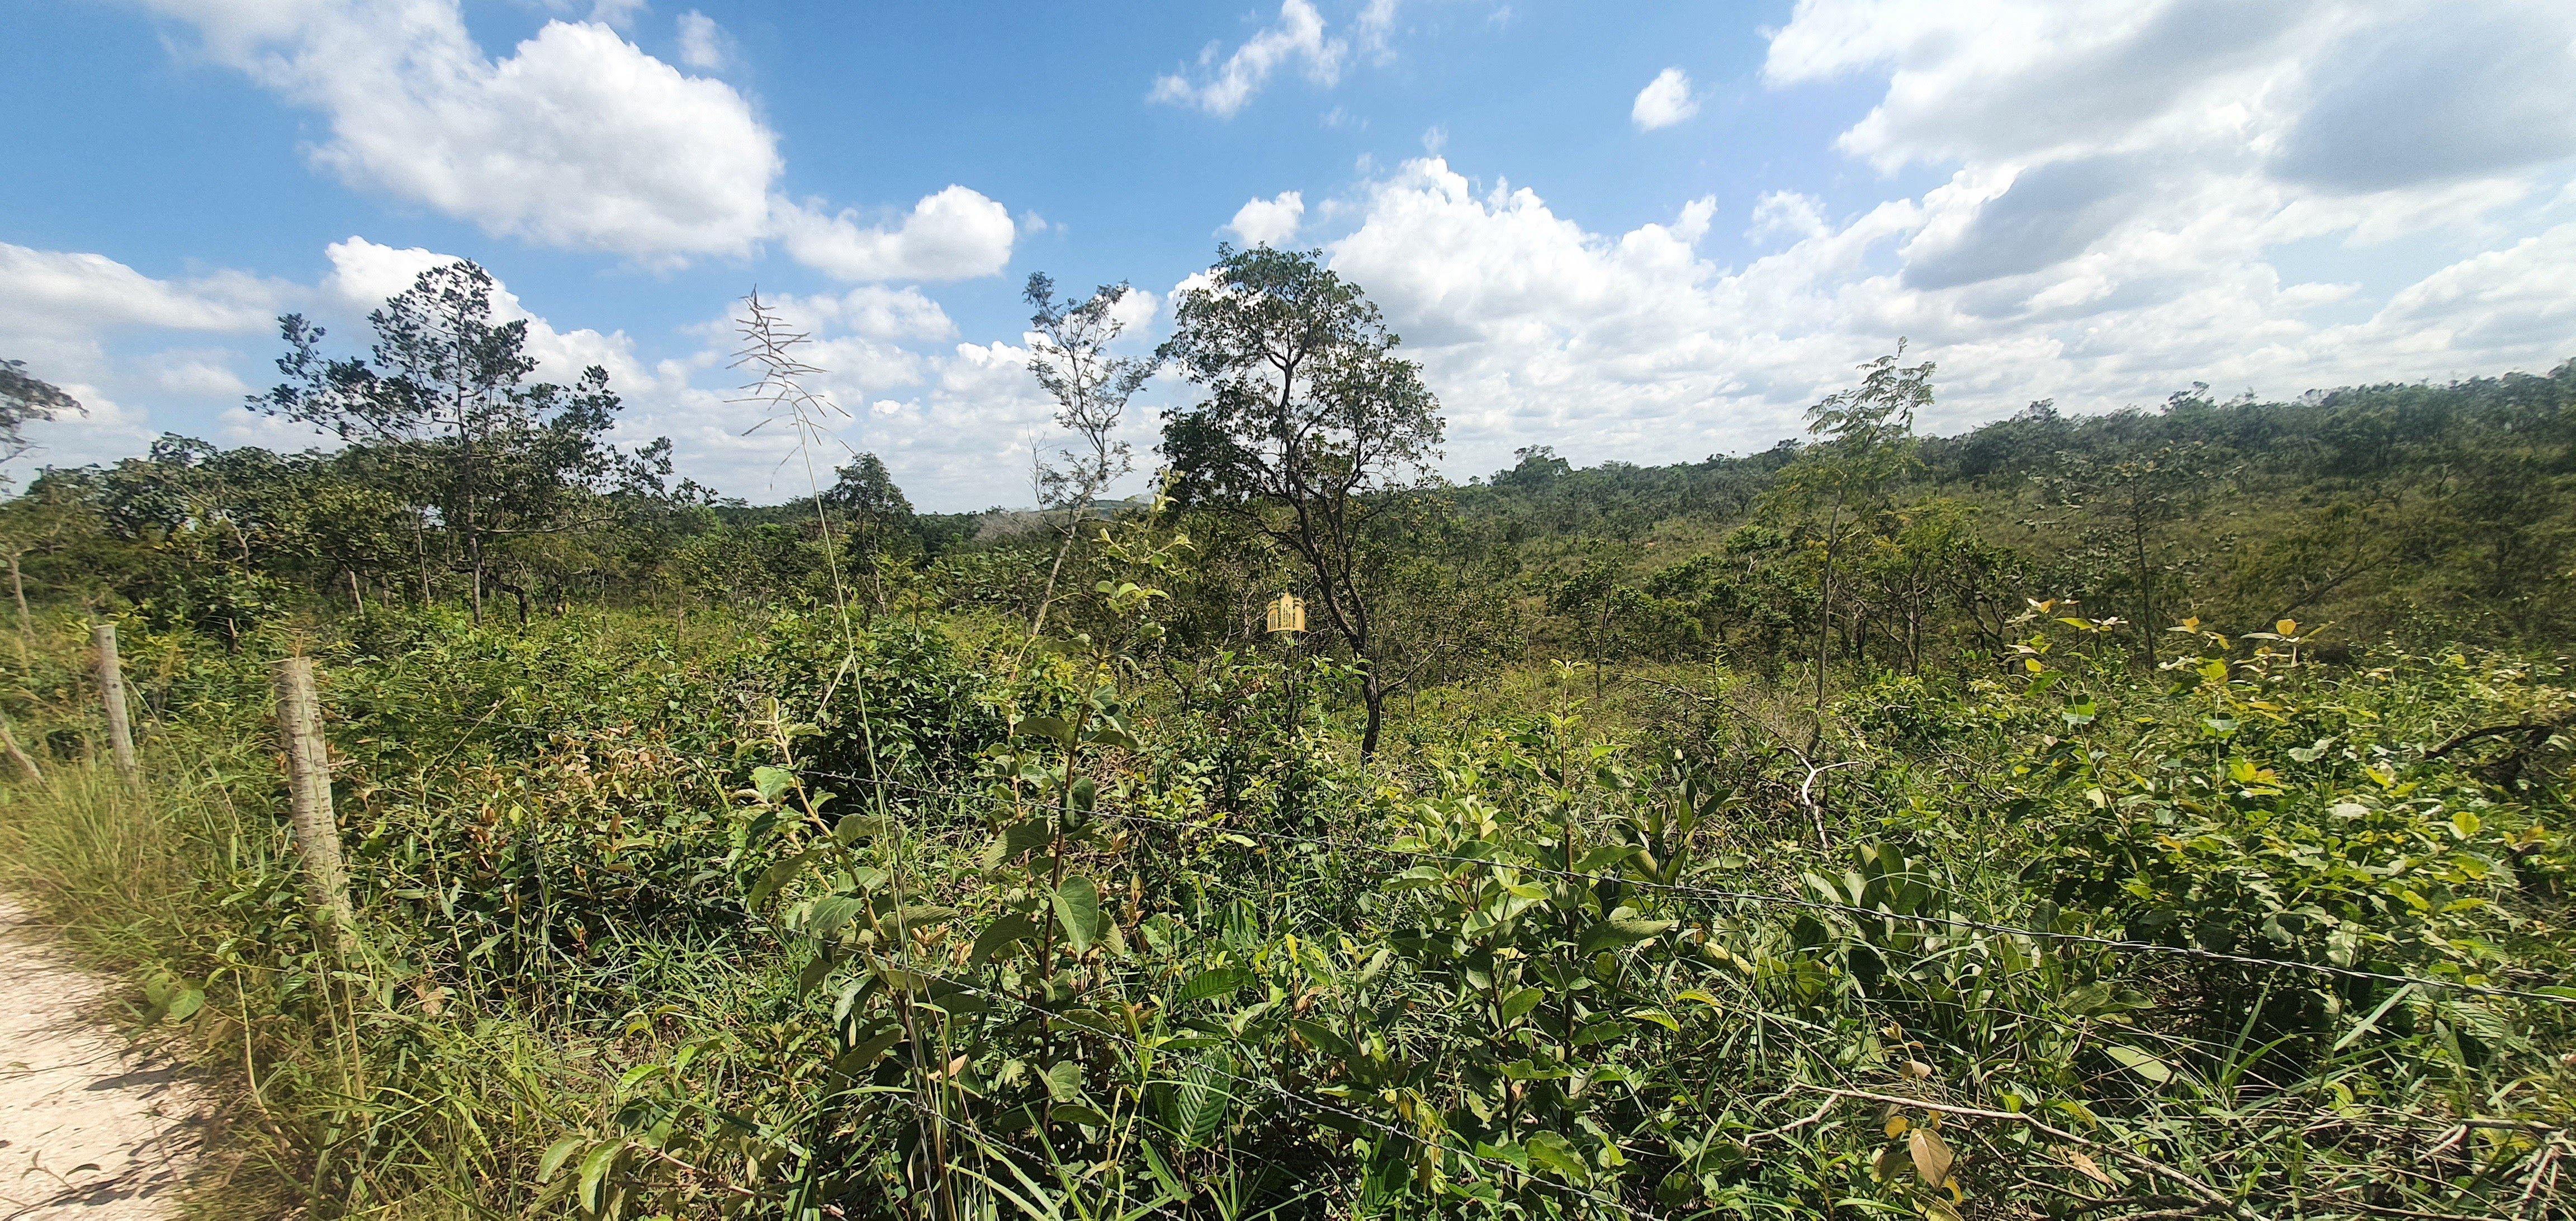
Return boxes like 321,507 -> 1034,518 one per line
0,692 -> 738,1219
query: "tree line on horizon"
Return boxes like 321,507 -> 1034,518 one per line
0,248 -> 2570,703
0,249 -> 2570,1219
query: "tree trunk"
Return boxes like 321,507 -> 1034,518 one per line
0,714 -> 44,785
2132,510 -> 2157,662
1360,666 -> 1386,760
415,515 -> 432,605
460,401 -> 484,626
1812,494 -> 1845,745
8,552 -> 29,666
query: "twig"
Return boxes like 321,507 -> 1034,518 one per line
1789,1084 -> 2258,1221
2427,713 -> 2572,759
2348,1205 -> 2519,1221
1745,1096 -> 1838,1144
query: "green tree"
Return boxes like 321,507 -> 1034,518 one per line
254,259 -> 656,623
0,358 -> 83,470
1160,245 -> 1444,757
1770,347 -> 1931,727
2042,434 -> 2220,659
1023,272 -> 1154,639
823,452 -> 916,553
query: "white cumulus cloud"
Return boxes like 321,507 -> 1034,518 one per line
1631,67 -> 1698,130
1747,190 -> 1831,244
147,0 -> 780,261
1320,144 -> 2576,482
1151,0 -> 1345,118
1229,191 -> 1308,246
142,1 -> 1019,284
0,244 -> 283,343
774,186 -> 1020,283
674,10 -> 732,70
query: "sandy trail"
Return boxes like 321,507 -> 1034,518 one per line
0,900 -> 204,1219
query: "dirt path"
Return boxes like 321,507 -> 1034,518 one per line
0,900 -> 205,1219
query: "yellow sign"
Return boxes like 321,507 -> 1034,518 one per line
1265,593 -> 1306,635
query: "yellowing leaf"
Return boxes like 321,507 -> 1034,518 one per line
2068,1149 -> 2113,1185
1908,1127 -> 1954,1186
1884,1114 -> 1909,1138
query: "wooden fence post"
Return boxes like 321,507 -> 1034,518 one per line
273,656 -> 356,950
93,623 -> 139,789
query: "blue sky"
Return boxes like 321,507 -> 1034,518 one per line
6,1 -> 2575,509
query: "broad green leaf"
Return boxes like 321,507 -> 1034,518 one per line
1387,864 -> 1450,891
2104,1043 -> 2175,1084
1499,986 -> 1545,1024
1173,1062 -> 1231,1148
972,914 -> 1038,964
576,1141 -> 619,1212
830,815 -> 883,845
1625,1006 -> 1679,1032
1177,966 -> 1254,1004
804,895 -> 869,938
750,846 -> 820,910
1053,876 -> 1101,955
1578,916 -> 1676,955
835,1025 -> 905,1075
537,1135 -> 584,1184
1357,946 -> 1393,983
1016,716 -> 1076,746
751,765 -> 797,803
1524,1131 -> 1590,1182
795,951 -> 836,997
1289,1017 -> 1355,1061
1574,842 -> 1643,873
997,817 -> 1054,860
1570,1018 -> 1629,1047
1051,1103 -> 1112,1128
1041,1060 -> 1083,1101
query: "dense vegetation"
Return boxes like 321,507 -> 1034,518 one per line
0,253 -> 2569,1220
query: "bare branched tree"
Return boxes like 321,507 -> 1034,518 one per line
1022,272 -> 1155,639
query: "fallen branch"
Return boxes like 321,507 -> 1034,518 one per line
2428,713 -> 2573,759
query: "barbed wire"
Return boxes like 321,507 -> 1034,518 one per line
339,702 -> 2576,1009
317,703 -> 2570,1216
578,846 -> 1661,1219
794,764 -> 2576,1010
